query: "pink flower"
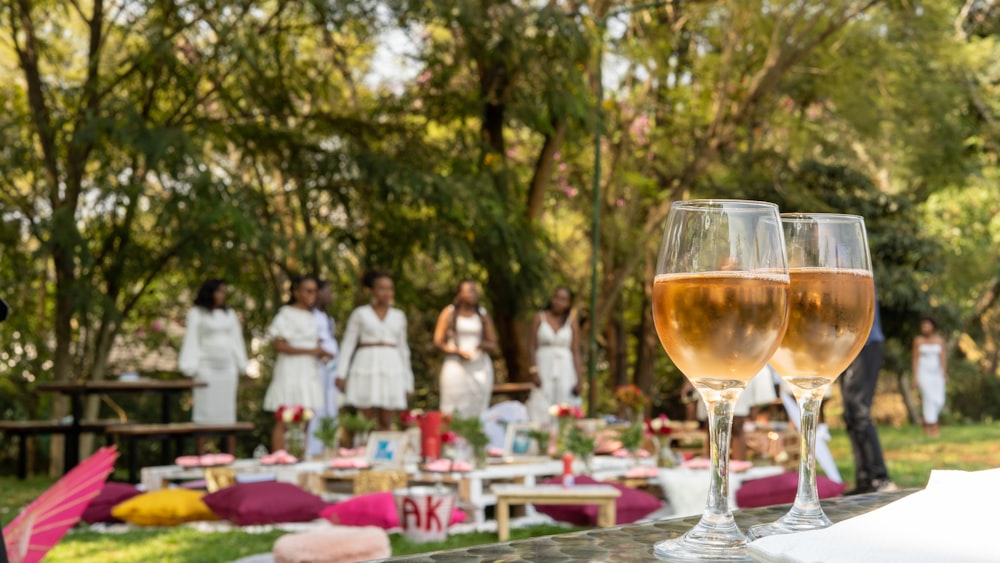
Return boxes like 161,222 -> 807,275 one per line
417,71 -> 432,84
506,148 -> 518,158
558,162 -> 567,172
135,329 -> 146,339
553,151 -> 562,160
616,199 -> 626,207
150,319 -> 164,332
563,187 -> 578,198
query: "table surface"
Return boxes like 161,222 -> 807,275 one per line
36,378 -> 207,393
492,484 -> 623,498
384,489 -> 916,562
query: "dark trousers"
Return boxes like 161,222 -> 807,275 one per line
840,340 -> 889,486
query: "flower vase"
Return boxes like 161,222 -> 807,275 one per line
656,436 -> 677,468
284,425 -> 306,461
353,431 -> 369,450
474,446 -> 488,469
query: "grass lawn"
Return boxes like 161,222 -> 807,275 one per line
827,422 -> 1000,488
2,422 -> 998,562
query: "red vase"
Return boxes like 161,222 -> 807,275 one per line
420,411 -> 443,461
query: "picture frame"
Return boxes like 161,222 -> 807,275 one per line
503,422 -> 541,457
365,431 -> 409,467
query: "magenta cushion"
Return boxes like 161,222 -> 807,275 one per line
735,471 -> 846,508
201,481 -> 328,525
81,482 -> 143,524
534,475 -> 663,526
320,492 -> 467,529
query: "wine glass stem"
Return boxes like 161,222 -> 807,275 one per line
792,390 -> 824,512
706,397 -> 736,518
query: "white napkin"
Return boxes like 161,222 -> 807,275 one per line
749,468 -> 1000,563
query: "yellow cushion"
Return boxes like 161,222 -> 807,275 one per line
111,489 -> 218,526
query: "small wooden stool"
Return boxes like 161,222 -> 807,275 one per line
491,484 -> 622,542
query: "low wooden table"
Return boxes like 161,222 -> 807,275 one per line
491,484 -> 622,542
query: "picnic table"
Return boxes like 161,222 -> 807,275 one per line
36,378 -> 206,472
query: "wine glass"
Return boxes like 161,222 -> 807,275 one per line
748,213 -> 875,539
652,200 -> 790,561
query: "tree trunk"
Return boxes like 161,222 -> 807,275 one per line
896,372 -> 921,425
633,261 -> 658,409
485,274 -> 527,383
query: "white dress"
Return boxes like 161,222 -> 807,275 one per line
336,305 -> 413,410
307,309 -> 340,457
439,309 -> 494,418
178,307 -> 248,424
916,342 -> 946,424
527,319 -> 577,425
263,306 -> 324,411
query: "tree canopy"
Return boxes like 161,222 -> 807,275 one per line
1,0 -> 998,470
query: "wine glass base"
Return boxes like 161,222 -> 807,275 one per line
654,517 -> 750,562
747,509 -> 833,540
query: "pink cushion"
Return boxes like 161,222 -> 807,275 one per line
273,526 -> 391,563
81,482 -> 142,524
535,475 -> 663,526
736,472 -> 846,508
320,492 -> 467,529
202,482 -> 328,525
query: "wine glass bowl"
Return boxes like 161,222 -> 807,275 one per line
748,213 -> 875,540
652,200 -> 790,561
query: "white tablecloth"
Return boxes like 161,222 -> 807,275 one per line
749,468 -> 1000,563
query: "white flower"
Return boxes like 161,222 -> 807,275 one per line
282,409 -> 295,423
651,418 -> 664,431
548,404 -> 560,417
302,408 -> 314,422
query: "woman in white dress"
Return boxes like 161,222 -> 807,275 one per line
434,280 -> 498,419
912,315 -> 947,437
264,275 -> 333,450
335,270 -> 413,430
178,279 -> 248,426
526,287 -> 583,426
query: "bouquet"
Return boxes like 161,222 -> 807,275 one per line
548,403 -> 584,419
314,416 -> 340,453
645,414 -> 674,437
400,408 -> 426,426
619,420 -> 645,454
549,403 -> 584,457
615,384 -> 649,410
275,405 -> 314,424
646,414 -> 678,468
445,415 -> 489,468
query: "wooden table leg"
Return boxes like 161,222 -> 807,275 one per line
597,500 -> 617,528
496,498 -> 511,542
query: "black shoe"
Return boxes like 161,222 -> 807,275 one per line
844,483 -> 874,496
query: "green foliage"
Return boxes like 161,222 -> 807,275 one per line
565,424 -> 596,461
446,415 -> 489,452
618,421 -> 645,454
340,412 -> 376,436
528,428 -> 551,454
314,417 -> 341,450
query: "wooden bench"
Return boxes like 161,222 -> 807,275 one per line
0,420 -> 126,479
105,422 -> 254,483
491,484 -> 621,541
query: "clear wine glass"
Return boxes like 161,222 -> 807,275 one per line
748,213 -> 875,539
652,200 -> 790,561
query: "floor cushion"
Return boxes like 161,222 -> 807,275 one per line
82,482 -> 143,524
320,491 -> 466,529
273,525 -> 390,563
736,471 -> 846,508
535,475 -> 663,526
202,481 -> 328,526
111,489 -> 218,526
